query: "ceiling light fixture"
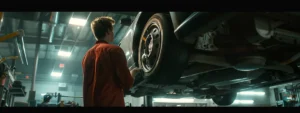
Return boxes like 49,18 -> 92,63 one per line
51,72 -> 62,77
153,98 -> 194,103
58,50 -> 71,57
233,100 -> 254,104
69,17 -> 87,26
237,91 -> 265,96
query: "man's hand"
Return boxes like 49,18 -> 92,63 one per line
130,68 -> 143,78
130,68 -> 144,86
124,68 -> 144,96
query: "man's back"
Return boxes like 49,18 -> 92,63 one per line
82,40 -> 133,107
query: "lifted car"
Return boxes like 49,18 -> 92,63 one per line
119,12 -> 300,106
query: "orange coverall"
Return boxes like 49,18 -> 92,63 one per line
82,40 -> 134,107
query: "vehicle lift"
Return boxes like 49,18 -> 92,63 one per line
144,96 -> 153,107
0,12 -> 28,107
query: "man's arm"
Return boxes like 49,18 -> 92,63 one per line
110,47 -> 134,90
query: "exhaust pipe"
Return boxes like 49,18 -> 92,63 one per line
189,54 -> 294,73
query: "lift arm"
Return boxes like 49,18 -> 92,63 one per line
0,30 -> 24,42
0,29 -> 28,65
0,56 -> 19,64
0,12 -> 28,65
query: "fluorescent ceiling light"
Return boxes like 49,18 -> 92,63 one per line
153,98 -> 194,103
41,93 -> 46,96
233,100 -> 254,104
58,50 -> 71,57
237,91 -> 265,96
69,18 -> 87,26
51,72 -> 62,77
287,97 -> 292,100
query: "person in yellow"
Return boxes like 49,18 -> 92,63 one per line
59,100 -> 64,107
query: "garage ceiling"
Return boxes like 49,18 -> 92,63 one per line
0,12 -> 138,84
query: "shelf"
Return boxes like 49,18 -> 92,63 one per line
14,92 -> 26,97
9,87 -> 26,97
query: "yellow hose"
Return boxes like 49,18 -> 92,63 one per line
0,56 -> 19,63
0,31 -> 21,42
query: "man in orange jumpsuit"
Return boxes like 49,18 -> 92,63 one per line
82,16 -> 141,107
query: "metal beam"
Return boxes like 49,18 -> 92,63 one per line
3,37 -> 91,46
44,44 -> 49,59
144,96 -> 153,107
112,12 -> 138,17
28,15 -> 43,106
49,12 -> 59,43
4,12 -> 63,25
18,20 -> 28,65
30,16 -> 42,92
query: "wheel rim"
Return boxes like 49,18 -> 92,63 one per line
140,22 -> 161,73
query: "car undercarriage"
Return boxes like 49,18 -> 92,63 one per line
121,12 -> 300,105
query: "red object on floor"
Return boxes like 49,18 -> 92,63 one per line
25,75 -> 29,79
1,78 -> 6,86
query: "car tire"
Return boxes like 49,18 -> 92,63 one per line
138,13 -> 188,84
212,92 -> 237,106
